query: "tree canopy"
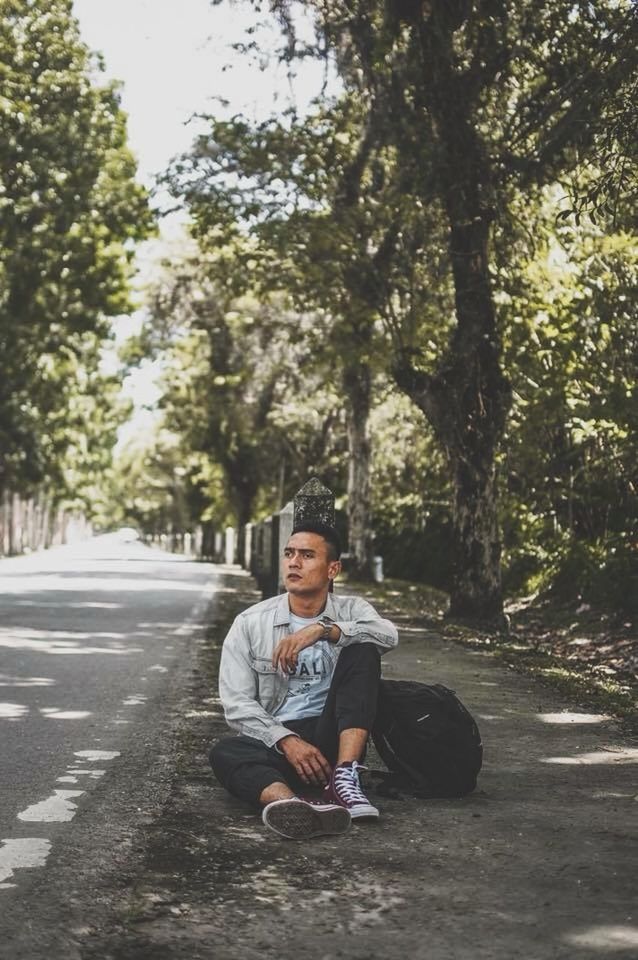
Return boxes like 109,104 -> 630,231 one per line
4,0 -> 635,621
0,0 -> 153,509
150,0 -> 631,620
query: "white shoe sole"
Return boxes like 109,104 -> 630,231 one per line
262,799 -> 352,840
349,803 -> 380,820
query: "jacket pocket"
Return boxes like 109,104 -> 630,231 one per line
251,657 -> 280,705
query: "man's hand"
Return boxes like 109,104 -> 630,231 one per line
272,624 -> 323,673
279,735 -> 332,786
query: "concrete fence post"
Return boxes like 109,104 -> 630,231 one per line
276,501 -> 295,593
243,523 -> 253,569
269,513 -> 280,597
293,478 -> 335,527
260,517 -> 272,595
249,522 -> 260,578
294,478 -> 336,592
224,527 -> 235,565
255,479 -> 337,599
214,530 -> 223,562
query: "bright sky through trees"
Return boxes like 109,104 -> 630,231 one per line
72,0 -> 332,438
72,0 -> 328,188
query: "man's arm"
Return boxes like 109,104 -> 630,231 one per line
220,617 -> 332,784
271,621 -> 335,672
272,596 -> 397,672
277,734 -> 332,786
330,595 -> 398,651
218,616 -> 292,749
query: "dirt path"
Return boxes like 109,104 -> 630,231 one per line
57,568 -> 638,959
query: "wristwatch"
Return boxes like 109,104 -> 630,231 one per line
318,618 -> 333,641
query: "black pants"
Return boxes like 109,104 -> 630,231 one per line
210,643 -> 381,807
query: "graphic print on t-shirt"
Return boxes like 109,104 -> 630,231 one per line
273,613 -> 335,722
274,644 -> 334,721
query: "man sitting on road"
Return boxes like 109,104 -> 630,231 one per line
210,522 -> 398,840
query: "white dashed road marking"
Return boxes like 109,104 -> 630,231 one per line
0,702 -> 28,720
0,838 -> 51,888
67,769 -> 106,778
1,574 -> 216,892
39,708 -> 92,720
12,751 -> 122,829
17,790 -> 85,823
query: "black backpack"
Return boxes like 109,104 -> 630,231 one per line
371,679 -> 483,798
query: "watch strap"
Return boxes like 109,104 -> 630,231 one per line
318,618 -> 333,641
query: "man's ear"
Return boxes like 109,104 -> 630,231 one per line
328,559 -> 342,580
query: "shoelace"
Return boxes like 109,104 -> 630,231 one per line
334,763 -> 368,804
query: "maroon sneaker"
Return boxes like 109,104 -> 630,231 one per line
262,797 -> 351,840
323,761 -> 379,820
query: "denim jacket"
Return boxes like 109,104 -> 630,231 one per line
218,591 -> 398,748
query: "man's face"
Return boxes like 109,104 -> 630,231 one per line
282,532 -> 340,597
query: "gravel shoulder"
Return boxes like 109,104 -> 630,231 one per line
12,565 -> 637,960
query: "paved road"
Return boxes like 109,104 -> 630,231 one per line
2,556 -> 637,959
0,533 -> 217,895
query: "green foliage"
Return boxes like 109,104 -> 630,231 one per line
103,428 -> 223,534
164,30 -> 456,574
531,538 -> 638,617
123,255 -> 456,567
167,93 -> 453,365
0,0 -> 154,499
134,253 -> 349,528
140,0 -> 637,617
166,0 -> 631,620
43,333 -> 132,512
369,391 -> 453,587
497,189 -> 637,612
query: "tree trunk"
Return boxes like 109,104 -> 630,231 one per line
343,360 -> 374,579
398,224 -> 511,624
232,478 -> 257,529
393,10 -> 512,625
449,427 -> 504,623
442,215 -> 511,625
396,339 -> 509,626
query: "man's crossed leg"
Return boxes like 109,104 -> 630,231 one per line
210,644 -> 381,839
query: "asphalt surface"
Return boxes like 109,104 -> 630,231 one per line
0,534 -> 218,903
1,554 -> 637,960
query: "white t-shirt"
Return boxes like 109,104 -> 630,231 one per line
273,612 -> 334,722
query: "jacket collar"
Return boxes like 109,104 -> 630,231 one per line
273,589 -> 338,626
274,592 -> 291,626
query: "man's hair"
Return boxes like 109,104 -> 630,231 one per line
290,522 -> 342,561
